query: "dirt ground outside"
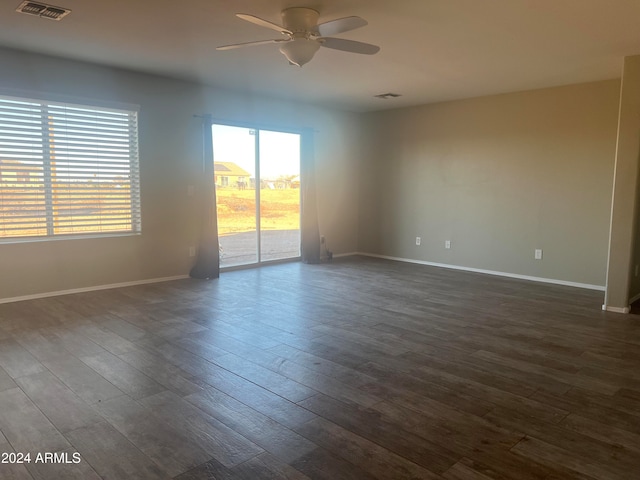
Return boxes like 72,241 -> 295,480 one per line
0,183 -> 134,238
216,187 -> 300,235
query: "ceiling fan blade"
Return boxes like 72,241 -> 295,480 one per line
317,16 -> 367,37
216,39 -> 289,51
320,37 -> 380,55
236,13 -> 292,35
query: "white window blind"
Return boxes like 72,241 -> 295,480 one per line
0,94 -> 141,240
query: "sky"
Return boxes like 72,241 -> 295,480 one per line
211,124 -> 300,180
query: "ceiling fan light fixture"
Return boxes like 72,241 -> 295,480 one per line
279,38 -> 320,67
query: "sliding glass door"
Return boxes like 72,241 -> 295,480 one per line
212,124 -> 301,268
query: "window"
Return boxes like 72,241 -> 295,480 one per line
0,94 -> 141,240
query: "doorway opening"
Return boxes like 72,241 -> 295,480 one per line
212,124 -> 301,268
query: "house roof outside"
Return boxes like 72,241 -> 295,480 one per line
214,162 -> 250,178
0,159 -> 41,171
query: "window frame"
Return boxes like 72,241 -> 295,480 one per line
0,92 -> 142,243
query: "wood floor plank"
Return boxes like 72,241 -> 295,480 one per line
41,354 -> 123,404
218,349 -> 380,408
93,395 -> 211,477
511,436 -> 623,480
264,343 -> 378,387
559,414 -> 640,454
180,329 -> 261,358
197,320 -> 282,350
79,351 -> 167,400
0,366 -> 16,392
400,350 -> 562,396
311,324 -> 411,356
150,319 -> 209,340
172,456 -> 235,480
140,390 -> 264,467
290,447 -> 379,480
176,451 -> 312,480
0,437 -> 35,480
295,416 -> 443,480
282,335 -> 383,370
355,361 -> 497,416
96,314 -> 148,341
211,353 -> 318,403
117,348 -> 205,397
25,447 -> 102,480
484,407 -> 640,474
170,336 -> 229,362
372,399 -> 523,455
64,421 -> 170,480
13,329 -> 72,363
530,389 -> 640,435
71,319 -> 139,355
15,371 -> 103,434
472,350 -> 619,396
218,316 -> 315,346
0,339 -> 46,379
45,327 -> 107,358
615,386 -> 640,402
298,393 -> 460,474
0,388 -> 70,454
185,387 -> 316,464
182,358 -> 316,429
443,460 -> 497,480
230,452 -> 311,480
136,338 -> 223,369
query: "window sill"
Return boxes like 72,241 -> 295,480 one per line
0,232 -> 141,245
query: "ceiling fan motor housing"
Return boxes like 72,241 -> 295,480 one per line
281,7 -> 320,35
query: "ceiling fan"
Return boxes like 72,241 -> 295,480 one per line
216,7 -> 380,67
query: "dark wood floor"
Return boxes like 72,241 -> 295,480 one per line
1,256 -> 639,480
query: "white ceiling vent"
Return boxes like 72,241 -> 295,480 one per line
16,1 -> 71,21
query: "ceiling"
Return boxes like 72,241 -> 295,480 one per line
1,0 -> 640,112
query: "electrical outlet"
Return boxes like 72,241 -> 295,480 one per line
320,235 -> 325,244
535,249 -> 543,260
189,246 -> 196,257
445,240 -> 451,249
416,237 -> 421,246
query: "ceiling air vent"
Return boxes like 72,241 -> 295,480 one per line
374,93 -> 402,100
16,1 -> 71,21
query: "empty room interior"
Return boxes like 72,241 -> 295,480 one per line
2,1 -> 640,479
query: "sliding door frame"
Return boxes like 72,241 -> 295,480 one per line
211,119 -> 304,270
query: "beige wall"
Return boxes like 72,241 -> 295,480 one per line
359,80 -> 620,287
0,47 -> 363,300
0,47 -> 626,301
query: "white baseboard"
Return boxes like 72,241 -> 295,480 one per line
0,275 -> 190,305
602,304 -> 630,314
354,252 -> 606,291
333,252 -> 359,259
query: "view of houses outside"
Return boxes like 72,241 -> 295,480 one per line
212,124 -> 301,267
0,159 -> 136,238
